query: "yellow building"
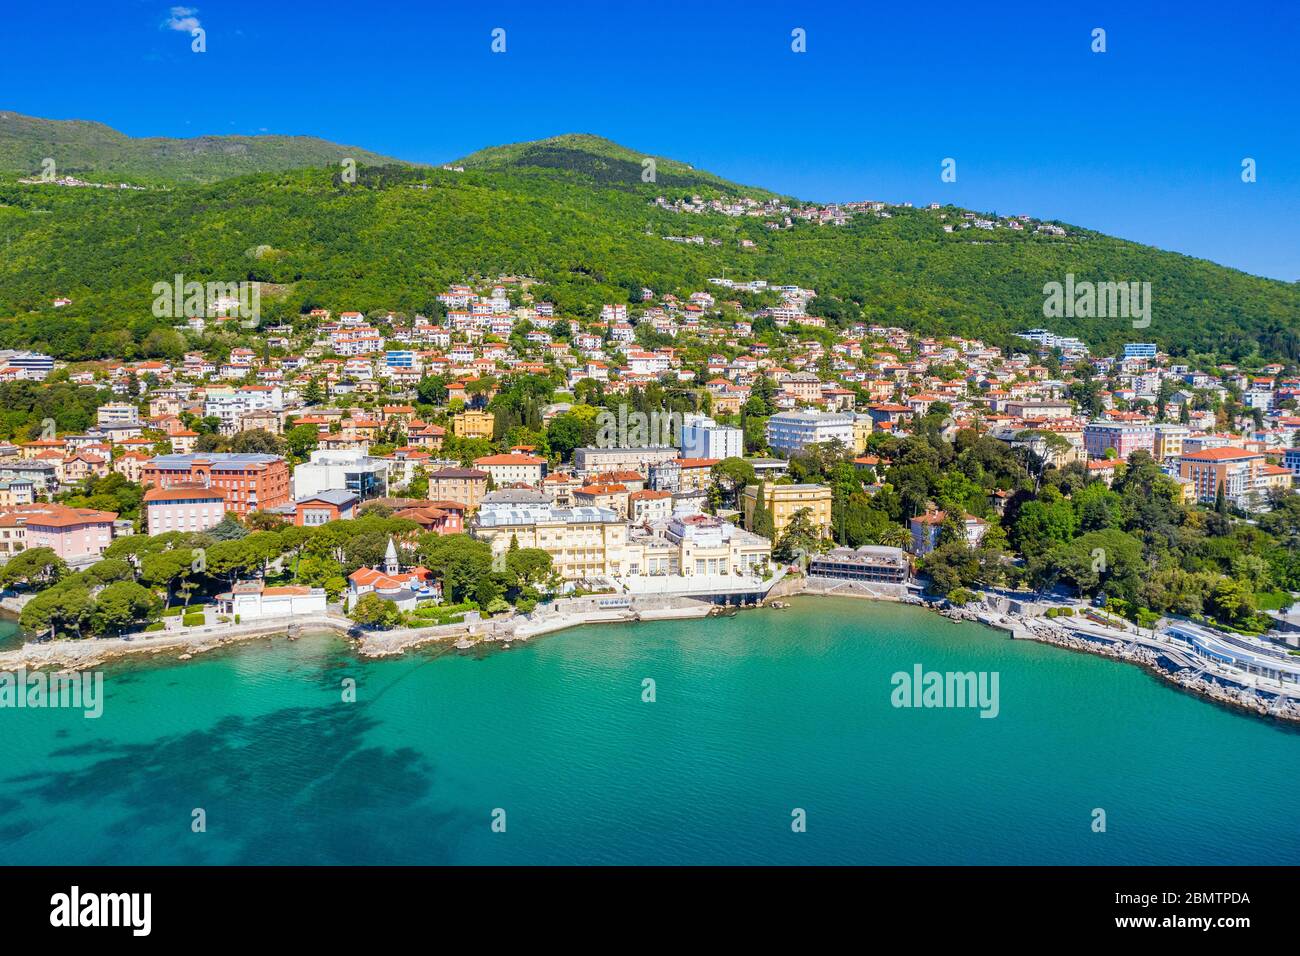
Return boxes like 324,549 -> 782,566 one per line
647,514 -> 770,578
1152,424 -> 1189,461
853,414 -> 873,454
452,409 -> 495,440
740,482 -> 834,537
475,504 -> 771,584
474,504 -> 629,581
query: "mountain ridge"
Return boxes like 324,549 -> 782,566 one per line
0,113 -> 1296,364
0,111 -> 412,184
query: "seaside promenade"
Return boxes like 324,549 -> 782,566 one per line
5,572 -> 1300,722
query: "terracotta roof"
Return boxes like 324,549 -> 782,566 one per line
1181,447 -> 1261,461
0,503 -> 117,528
474,454 -> 545,466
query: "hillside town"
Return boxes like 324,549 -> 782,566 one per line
1,273 -> 1298,680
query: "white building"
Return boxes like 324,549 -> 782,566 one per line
97,403 -> 140,427
217,582 -> 327,620
203,386 -> 283,426
292,449 -> 388,500
765,411 -> 855,455
473,454 -> 547,487
680,414 -> 743,461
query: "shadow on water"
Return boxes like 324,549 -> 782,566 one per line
3,703 -> 467,864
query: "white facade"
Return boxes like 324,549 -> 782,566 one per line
292,449 -> 388,500
223,585 -> 327,620
765,411 -> 855,455
680,414 -> 743,460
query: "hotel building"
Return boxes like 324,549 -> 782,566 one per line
1176,447 -> 1268,510
1082,421 -> 1156,461
740,482 -> 834,537
0,503 -> 116,561
141,453 -> 291,517
765,411 -> 855,455
143,484 -> 227,535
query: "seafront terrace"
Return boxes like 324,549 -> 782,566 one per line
614,567 -> 786,604
1164,620 -> 1300,686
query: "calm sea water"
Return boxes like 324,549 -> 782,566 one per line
1,597 -> 1296,865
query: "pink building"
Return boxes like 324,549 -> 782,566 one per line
1083,422 -> 1156,460
0,503 -> 117,561
144,484 -> 227,536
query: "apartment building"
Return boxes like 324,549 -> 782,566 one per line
143,484 -> 226,535
572,445 -> 680,475
1176,447 -> 1268,510
680,414 -> 742,460
427,467 -> 489,512
628,488 -> 673,523
765,411 -> 855,455
473,453 -> 547,487
573,483 -> 630,518
142,453 -> 291,517
1151,423 -> 1191,461
96,403 -> 141,427
1083,421 -> 1156,460
1005,400 -> 1073,420
0,503 -> 116,561
740,482 -> 834,537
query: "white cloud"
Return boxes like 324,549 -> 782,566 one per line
163,6 -> 202,33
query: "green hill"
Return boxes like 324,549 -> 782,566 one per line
0,126 -> 1296,364
455,133 -> 780,198
0,111 -> 411,185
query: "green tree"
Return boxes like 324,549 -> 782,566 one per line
419,533 -> 494,604
505,547 -> 553,591
20,583 -> 93,639
91,581 -> 163,635
350,592 -> 402,628
0,547 -> 68,590
749,482 -> 776,540
711,457 -> 756,508
773,507 -> 822,564
285,423 -> 320,459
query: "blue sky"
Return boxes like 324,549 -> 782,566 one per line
7,0 -> 1299,280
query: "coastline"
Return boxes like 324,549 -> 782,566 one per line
3,581 -> 1298,724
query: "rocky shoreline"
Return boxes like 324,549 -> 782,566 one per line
964,605 -> 1300,723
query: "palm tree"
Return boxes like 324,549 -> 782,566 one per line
879,524 -> 910,549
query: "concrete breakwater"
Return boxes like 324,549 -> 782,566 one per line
1012,613 -> 1300,723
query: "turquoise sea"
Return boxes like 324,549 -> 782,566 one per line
0,598 -> 1296,865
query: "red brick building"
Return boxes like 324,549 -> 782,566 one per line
142,453 -> 290,517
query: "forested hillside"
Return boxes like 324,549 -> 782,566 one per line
0,111 -> 408,184
0,130 -> 1297,362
